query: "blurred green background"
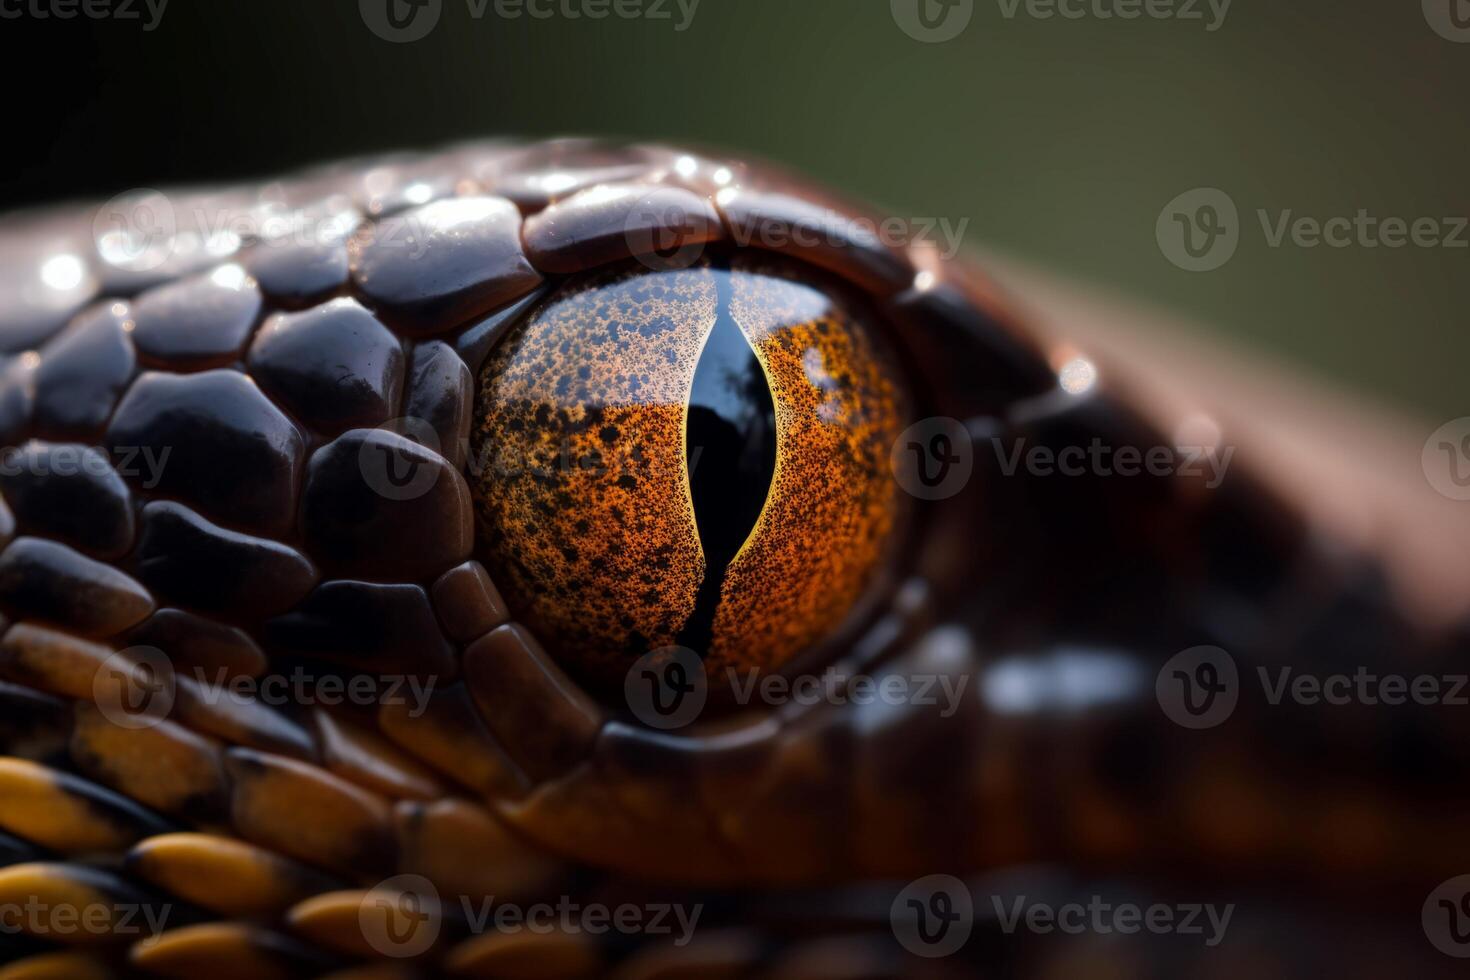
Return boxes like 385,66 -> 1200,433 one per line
4,0 -> 1466,419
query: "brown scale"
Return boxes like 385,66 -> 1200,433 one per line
126,833 -> 341,918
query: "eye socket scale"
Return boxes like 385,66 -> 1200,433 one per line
470,258 -> 906,688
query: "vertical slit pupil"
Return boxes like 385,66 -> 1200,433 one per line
676,285 -> 778,658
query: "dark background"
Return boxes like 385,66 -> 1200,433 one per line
3,0 -> 1466,419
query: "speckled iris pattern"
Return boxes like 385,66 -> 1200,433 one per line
471,257 -> 905,685
715,259 -> 904,672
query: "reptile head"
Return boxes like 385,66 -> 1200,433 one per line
1,140 -> 1468,976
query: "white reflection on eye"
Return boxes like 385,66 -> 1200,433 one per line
1058,356 -> 1097,396
210,263 -> 248,290
39,254 -> 85,292
537,172 -> 579,196
981,649 -> 1146,715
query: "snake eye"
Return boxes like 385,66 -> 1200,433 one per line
469,257 -> 907,688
